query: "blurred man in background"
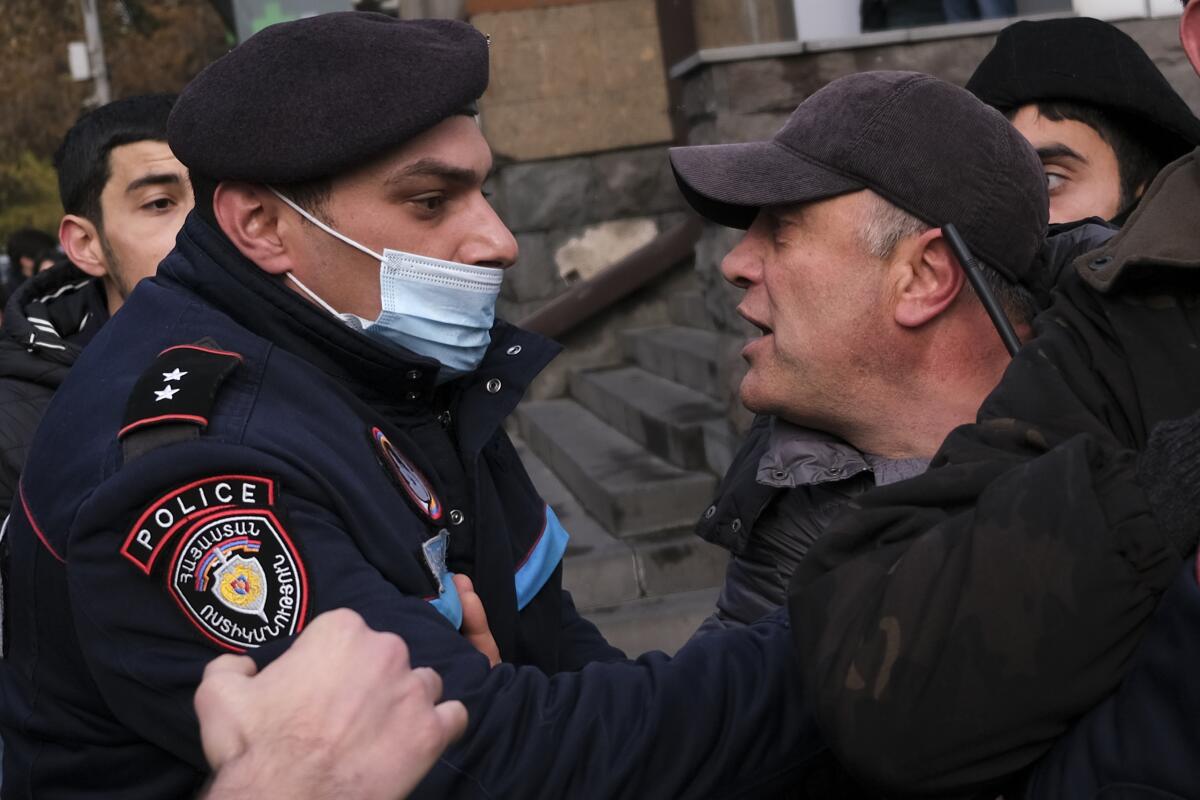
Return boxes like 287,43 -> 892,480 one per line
969,17 -> 1200,224
0,93 -> 190,520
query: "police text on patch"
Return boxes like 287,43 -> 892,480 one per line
121,475 -> 275,573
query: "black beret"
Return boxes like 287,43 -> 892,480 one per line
967,17 -> 1200,162
168,12 -> 488,184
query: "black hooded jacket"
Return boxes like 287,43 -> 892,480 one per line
0,261 -> 108,518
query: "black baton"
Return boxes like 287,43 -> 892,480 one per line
942,223 -> 1022,358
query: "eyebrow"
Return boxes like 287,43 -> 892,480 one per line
768,202 -> 807,226
125,173 -> 184,194
1036,144 -> 1087,164
384,158 -> 483,187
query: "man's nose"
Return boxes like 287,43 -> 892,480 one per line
720,232 -> 764,289
459,195 -> 519,269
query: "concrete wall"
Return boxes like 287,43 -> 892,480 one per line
692,0 -> 795,49
472,0 -> 673,161
486,143 -> 690,397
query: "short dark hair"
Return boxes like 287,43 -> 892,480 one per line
53,94 -> 176,224
6,228 -> 57,269
191,174 -> 332,228
1019,100 -> 1170,212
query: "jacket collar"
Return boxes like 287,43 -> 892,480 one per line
161,214 -> 558,419
0,260 -> 108,385
756,418 -> 928,488
1074,149 -> 1200,293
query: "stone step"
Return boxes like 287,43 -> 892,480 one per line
627,528 -> 728,601
516,398 -> 716,538
564,530 -> 727,612
582,587 -> 720,656
512,437 -> 640,611
620,326 -> 735,400
569,366 -> 724,471
667,290 -> 710,330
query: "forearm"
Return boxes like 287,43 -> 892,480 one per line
418,610 -> 823,799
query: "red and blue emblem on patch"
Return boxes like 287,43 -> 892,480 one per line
168,509 -> 307,652
371,427 -> 443,522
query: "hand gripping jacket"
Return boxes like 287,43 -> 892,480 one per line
0,214 -> 821,799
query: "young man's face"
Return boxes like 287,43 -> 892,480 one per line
285,115 -> 518,321
96,140 -> 193,301
720,191 -> 891,431
1009,104 -> 1122,224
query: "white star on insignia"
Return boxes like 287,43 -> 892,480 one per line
154,385 -> 180,402
162,368 -> 188,382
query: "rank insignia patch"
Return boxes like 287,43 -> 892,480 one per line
120,343 -> 242,439
168,509 -> 307,652
371,427 -> 443,521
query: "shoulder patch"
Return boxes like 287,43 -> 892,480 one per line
120,343 -> 242,440
168,508 -> 307,653
122,475 -> 308,653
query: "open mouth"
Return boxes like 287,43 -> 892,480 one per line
737,307 -> 772,345
740,312 -> 772,337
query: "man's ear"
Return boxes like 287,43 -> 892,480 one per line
59,215 -> 109,279
212,182 -> 294,276
890,227 -> 966,329
1182,0 -> 1200,77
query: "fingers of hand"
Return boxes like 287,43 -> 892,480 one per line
409,666 -> 444,704
456,587 -> 500,666
434,700 -> 469,744
194,654 -> 258,769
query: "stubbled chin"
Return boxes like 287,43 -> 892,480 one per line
738,371 -> 765,413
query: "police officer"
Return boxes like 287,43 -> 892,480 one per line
0,13 -> 820,798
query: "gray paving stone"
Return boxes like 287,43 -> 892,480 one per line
630,531 -> 728,598
582,587 -> 721,656
562,545 -> 642,611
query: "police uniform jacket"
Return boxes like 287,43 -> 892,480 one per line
0,214 -> 819,798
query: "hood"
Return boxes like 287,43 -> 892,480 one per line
0,259 -> 109,389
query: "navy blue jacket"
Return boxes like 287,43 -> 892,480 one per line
0,215 -> 819,798
1026,559 -> 1200,799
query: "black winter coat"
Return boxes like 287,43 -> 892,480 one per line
790,150 -> 1200,798
0,261 -> 107,518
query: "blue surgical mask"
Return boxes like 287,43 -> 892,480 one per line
272,189 -> 504,382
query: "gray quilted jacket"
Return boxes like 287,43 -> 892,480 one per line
693,415 -> 927,634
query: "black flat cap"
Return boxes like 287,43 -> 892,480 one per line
670,71 -> 1048,286
168,12 -> 488,184
967,17 -> 1200,161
